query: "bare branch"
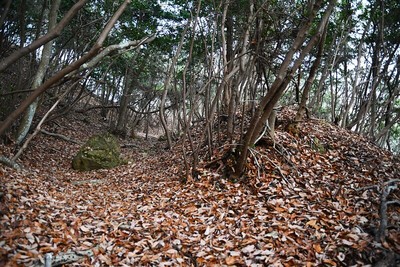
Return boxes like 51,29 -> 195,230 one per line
0,0 -> 132,137
0,0 -> 88,72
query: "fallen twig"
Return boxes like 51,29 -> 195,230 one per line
34,248 -> 95,267
248,147 -> 262,180
249,147 -> 289,184
13,94 -> 70,161
359,179 -> 400,243
120,143 -> 140,149
377,179 -> 399,243
40,129 -> 82,145
357,185 -> 378,192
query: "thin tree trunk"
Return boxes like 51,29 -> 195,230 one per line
0,0 -> 131,137
221,1 -> 231,112
375,109 -> 400,142
116,66 -> 134,135
0,0 -> 11,30
15,0 -> 28,92
159,15 -> 191,149
309,58 -> 329,115
180,0 -> 202,178
368,0 -> 385,137
15,0 -> 61,145
295,24 -> 328,122
234,0 -> 336,178
0,0 -> 88,72
342,28 -> 366,127
13,82 -> 75,161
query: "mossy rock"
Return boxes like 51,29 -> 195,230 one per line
158,135 -> 167,141
72,133 -> 123,171
311,137 -> 327,153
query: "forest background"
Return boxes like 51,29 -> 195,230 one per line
0,0 -> 399,265
0,0 -> 399,166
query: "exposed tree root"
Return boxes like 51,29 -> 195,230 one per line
0,156 -> 23,170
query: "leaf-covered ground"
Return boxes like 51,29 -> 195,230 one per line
1,108 -> 399,266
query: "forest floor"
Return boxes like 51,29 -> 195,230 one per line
0,107 -> 399,267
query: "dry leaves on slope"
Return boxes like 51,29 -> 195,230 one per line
1,108 -> 399,266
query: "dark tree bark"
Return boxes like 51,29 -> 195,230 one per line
0,0 -> 11,29
234,0 -> 336,178
295,23 -> 328,122
0,0 -> 88,72
15,0 -> 61,145
116,66 -> 134,135
0,0 -> 131,137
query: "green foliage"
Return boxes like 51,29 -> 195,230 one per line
2,0 -> 46,45
363,0 -> 400,45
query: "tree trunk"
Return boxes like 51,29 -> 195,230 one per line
341,27 -> 367,127
15,0 -> 28,93
0,0 -> 131,137
234,0 -> 336,178
116,66 -> 134,135
221,2 -> 232,113
0,0 -> 88,72
375,109 -> 400,144
225,5 -> 236,138
15,0 -> 61,145
0,0 -> 11,29
295,24 -> 328,122
159,16 -> 191,149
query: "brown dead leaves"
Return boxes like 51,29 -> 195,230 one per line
0,109 -> 399,266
